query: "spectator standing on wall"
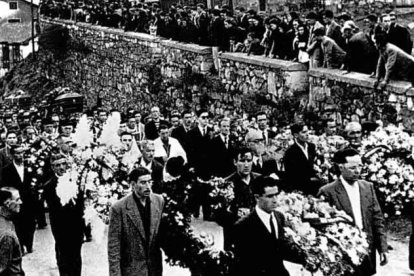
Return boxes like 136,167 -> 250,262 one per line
323,10 -> 345,49
384,12 -> 413,55
293,23 -> 310,65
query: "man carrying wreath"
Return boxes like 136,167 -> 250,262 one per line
318,148 -> 388,275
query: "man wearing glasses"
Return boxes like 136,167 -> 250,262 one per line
318,148 -> 388,276
108,167 -> 164,276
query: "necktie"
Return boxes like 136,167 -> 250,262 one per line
270,214 -> 278,240
224,136 -> 228,148
262,131 -> 267,145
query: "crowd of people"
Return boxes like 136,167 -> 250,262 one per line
0,99 -> 406,275
40,1 -> 414,83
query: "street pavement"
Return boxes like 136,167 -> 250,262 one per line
23,216 -> 413,276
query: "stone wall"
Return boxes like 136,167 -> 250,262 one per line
308,68 -> 414,129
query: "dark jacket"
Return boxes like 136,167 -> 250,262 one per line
144,120 -> 169,141
232,210 -> 304,276
376,43 -> 414,84
345,32 -> 378,74
170,125 -> 191,154
208,135 -> 235,178
387,23 -> 413,54
187,126 -> 213,179
283,142 -> 318,195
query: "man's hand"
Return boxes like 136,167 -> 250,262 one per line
369,72 -> 376,78
380,253 -> 388,266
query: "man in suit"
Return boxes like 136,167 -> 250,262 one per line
232,176 -> 305,276
256,112 -> 276,146
246,128 -> 280,178
0,131 -> 18,184
218,147 -> 260,250
208,117 -> 235,178
43,153 -> 85,276
318,148 -> 388,275
137,140 -> 163,194
383,13 -> 412,55
144,106 -> 169,141
108,167 -> 164,276
284,123 -> 320,195
306,11 -> 325,68
170,110 -> 193,154
1,145 -> 36,255
323,10 -> 345,49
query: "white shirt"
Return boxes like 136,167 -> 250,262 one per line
255,205 -> 278,239
14,161 -> 24,183
340,176 -> 363,229
220,134 -> 228,148
198,125 -> 207,136
295,140 -> 309,160
154,137 -> 187,163
140,158 -> 152,172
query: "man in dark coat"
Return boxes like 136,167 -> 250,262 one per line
170,110 -> 193,155
1,146 -> 36,255
232,176 -> 305,276
217,147 -> 260,250
208,118 -> 235,178
43,153 -> 85,276
209,9 -> 225,50
385,13 -> 412,55
283,123 -> 320,195
144,106 -> 169,141
342,26 -> 378,74
323,10 -> 345,49
318,148 -> 388,275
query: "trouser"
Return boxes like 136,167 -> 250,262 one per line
15,214 -> 36,251
55,240 -> 83,276
410,206 -> 414,270
36,193 -> 47,228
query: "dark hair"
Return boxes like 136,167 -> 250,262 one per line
182,110 -> 192,117
120,131 -> 133,138
256,111 -> 267,119
366,14 -> 377,23
324,10 -> 334,19
332,148 -> 359,164
250,176 -> 280,196
235,6 -> 245,12
170,113 -> 180,119
233,147 -> 253,161
291,123 -> 306,135
313,28 -> 325,37
129,167 -> 151,182
6,130 -> 18,138
196,109 -> 208,117
50,153 -> 67,164
324,118 -> 336,127
306,11 -> 317,20
159,123 -> 170,131
166,156 -> 186,177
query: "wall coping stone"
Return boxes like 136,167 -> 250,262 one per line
309,68 -> 413,95
160,40 -> 212,54
219,52 -> 307,71
41,18 -> 160,43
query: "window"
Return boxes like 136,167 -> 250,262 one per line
9,1 -> 18,9
8,18 -> 21,23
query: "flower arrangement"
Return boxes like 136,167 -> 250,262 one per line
205,177 -> 235,211
56,167 -> 80,206
275,192 -> 369,276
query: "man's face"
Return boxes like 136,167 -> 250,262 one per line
12,147 -> 24,164
5,119 -> 12,128
6,134 -> 17,146
62,125 -> 73,136
339,155 -> 362,183
347,128 -> 362,146
4,190 -> 22,214
249,139 -> 265,156
183,113 -> 193,127
127,118 -> 136,129
26,129 -> 37,140
151,107 -> 160,120
12,114 -> 17,121
390,15 -> 396,25
159,128 -> 169,142
343,29 -> 353,39
323,16 -> 332,25
295,125 -> 309,143
257,114 -> 267,130
306,18 -> 315,26
98,112 -> 107,123
198,112 -> 209,127
220,120 -> 230,136
256,186 -> 279,213
235,152 -> 253,176
132,174 -> 152,198
382,15 -> 391,29
52,158 -> 68,176
121,134 -> 133,151
142,144 -> 155,162
135,113 -> 142,123
325,121 -> 337,135
171,117 -> 180,128
35,119 -> 42,128
44,124 -> 54,134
